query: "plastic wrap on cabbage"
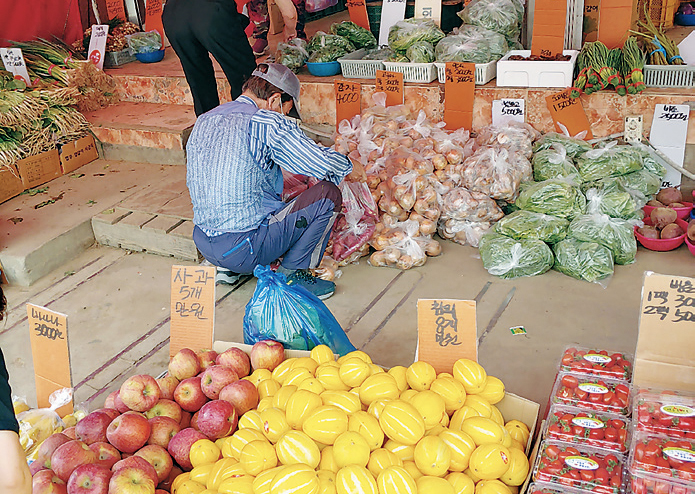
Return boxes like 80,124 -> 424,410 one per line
617,169 -> 662,198
553,238 -> 614,284
308,45 -> 349,63
455,25 -> 509,60
568,214 -> 637,265
532,132 -> 592,159
276,39 -> 309,72
515,178 -> 586,219
330,21 -> 377,49
629,145 -> 667,179
494,210 -> 569,243
532,145 -> 579,181
434,34 -> 492,63
388,19 -> 445,52
576,142 -> 643,182
478,233 -> 554,279
458,0 -> 522,40
362,48 -> 396,60
406,41 -> 435,63
585,187 -> 640,220
307,32 -> 355,54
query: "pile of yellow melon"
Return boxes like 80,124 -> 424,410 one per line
172,346 -> 531,494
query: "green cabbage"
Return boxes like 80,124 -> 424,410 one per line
406,41 -> 435,63
330,21 -> 377,49
478,233 -> 554,279
568,214 -> 637,265
532,132 -> 592,159
494,210 -> 569,243
553,238 -> 614,284
618,169 -> 662,197
515,179 -> 586,220
388,18 -> 445,52
532,146 -> 579,181
585,187 -> 640,220
576,143 -> 643,182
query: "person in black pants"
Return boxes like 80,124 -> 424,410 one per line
163,0 -> 257,116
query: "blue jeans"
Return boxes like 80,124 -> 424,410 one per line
193,181 -> 341,274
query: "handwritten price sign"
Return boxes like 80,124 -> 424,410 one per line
105,0 -> 127,21
492,99 -> 525,126
0,48 -> 32,86
87,25 -> 109,70
346,0 -> 370,30
146,0 -> 165,39
335,81 -> 361,125
530,0 -> 567,58
170,265 -> 216,357
376,70 -> 404,106
444,62 -> 475,131
545,89 -> 593,139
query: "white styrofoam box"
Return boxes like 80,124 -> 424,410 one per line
496,50 -> 579,88
434,61 -> 497,85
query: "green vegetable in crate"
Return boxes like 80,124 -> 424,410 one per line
388,18 -> 445,52
478,232 -> 554,279
388,52 -> 410,62
515,178 -> 587,220
532,132 -> 593,159
532,145 -> 579,182
276,39 -> 309,72
576,142 -> 643,182
456,25 -> 508,60
585,187 -> 640,220
330,21 -> 377,49
362,48 -> 397,61
307,31 -> 355,54
457,0 -> 522,43
617,169 -> 661,198
553,238 -> 614,284
308,45 -> 349,63
568,214 -> 637,265
435,33 -> 492,64
494,210 -> 569,244
406,41 -> 435,63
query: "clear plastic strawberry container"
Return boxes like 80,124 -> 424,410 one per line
559,346 -> 633,381
533,440 -> 625,494
527,481 -> 591,494
629,470 -> 695,494
628,433 -> 695,487
634,390 -> 695,439
551,373 -> 631,416
544,404 -> 631,453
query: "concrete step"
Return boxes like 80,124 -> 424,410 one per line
82,102 -> 196,165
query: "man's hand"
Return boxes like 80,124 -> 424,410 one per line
0,431 -> 31,494
345,158 -> 367,183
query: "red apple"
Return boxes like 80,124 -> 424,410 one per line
63,427 -> 78,440
219,379 -> 259,416
89,442 -> 122,470
106,412 -> 151,454
148,416 -> 181,449
145,399 -> 182,423
168,348 -> 201,381
156,376 -> 179,401
108,457 -> 157,494
173,377 -> 208,413
76,411 -> 113,445
37,433 -> 71,470
32,469 -> 68,494
167,428 -> 207,471
196,400 -> 237,440
157,465 -> 183,492
67,463 -> 112,494
93,408 -> 120,422
155,490 -> 168,494
179,411 -> 192,429
196,349 -> 218,371
50,440 -> 98,482
216,347 -> 251,378
113,392 -> 130,414
135,445 -> 173,483
200,365 -> 239,400
31,459 -> 48,475
103,392 -> 118,411
119,375 -> 161,413
249,340 -> 285,372
190,411 -> 200,431
112,456 -> 158,484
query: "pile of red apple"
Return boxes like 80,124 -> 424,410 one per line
32,341 -> 286,494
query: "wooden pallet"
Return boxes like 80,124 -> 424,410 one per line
92,207 -> 199,261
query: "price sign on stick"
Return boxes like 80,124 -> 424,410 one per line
444,62 -> 475,131
335,81 -> 361,126
105,0 -> 127,21
146,0 -> 165,39
530,0 -> 567,58
379,0 -> 407,47
0,48 -> 32,86
376,70 -> 404,107
346,0 -> 370,31
545,89 -> 593,139
170,265 -> 216,357
27,304 -> 73,416
87,25 -> 109,70
417,299 -> 477,374
414,0 -> 442,26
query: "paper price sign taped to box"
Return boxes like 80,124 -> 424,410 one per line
346,0 -> 370,31
105,0 -> 127,21
170,265 -> 216,357
27,304 -> 73,416
444,62 -> 475,131
146,0 -> 165,39
492,99 -> 525,126
0,48 -> 32,86
546,89 -> 593,140
87,25 -> 109,70
376,70 -> 404,107
335,81 -> 361,126
417,299 -> 477,374
530,0 -> 567,58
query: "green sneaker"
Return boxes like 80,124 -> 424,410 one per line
286,270 -> 336,300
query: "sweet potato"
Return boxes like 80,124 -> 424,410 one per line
656,187 -> 682,206
661,223 -> 684,239
651,207 -> 678,229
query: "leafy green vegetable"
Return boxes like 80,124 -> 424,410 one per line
458,0 -> 522,42
126,31 -> 162,54
388,19 -> 445,52
275,39 -> 309,72
330,21 -> 377,49
515,179 -> 587,220
362,48 -> 397,60
617,169 -> 661,197
406,41 -> 435,63
532,146 -> 579,181
532,132 -> 593,159
456,25 -> 508,60
553,238 -> 614,283
308,45 -> 349,63
568,214 -> 637,265
478,232 -> 554,279
388,52 -> 410,62
494,210 -> 569,243
307,32 -> 355,54
576,143 -> 643,182
585,187 -> 640,220
435,33 -> 494,63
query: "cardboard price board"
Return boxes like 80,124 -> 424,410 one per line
414,0 -> 442,26
335,81 -> 361,126
105,0 -> 127,21
545,89 -> 593,139
376,70 -> 404,107
60,135 -> 99,174
0,48 -> 32,86
16,149 -> 62,189
87,25 -> 109,70
492,99 -> 525,126
146,0 -> 165,39
597,0 -> 631,48
379,0 -> 407,47
0,164 -> 24,204
634,272 -> 695,392
530,0 -> 567,58
649,104 -> 690,189
417,299 -> 477,374
346,0 -> 370,31
27,304 -> 73,416
583,0 -> 600,43
170,265 -> 216,357
444,62 -> 475,131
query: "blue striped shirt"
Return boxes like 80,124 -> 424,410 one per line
186,95 -> 352,236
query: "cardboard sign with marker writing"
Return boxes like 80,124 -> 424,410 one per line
444,62 -> 475,131
87,25 -> 109,70
27,304 -> 73,416
649,104 -> 690,188
170,265 -> 216,357
376,70 -> 404,107
0,48 -> 32,86
634,272 -> 695,392
545,89 -> 593,139
146,0 -> 165,39
417,299 -> 477,374
414,0 -> 441,26
105,0 -> 127,21
379,0 -> 407,47
531,0 -> 567,58
335,81 -> 361,126
597,0 -> 631,48
346,0 -> 370,31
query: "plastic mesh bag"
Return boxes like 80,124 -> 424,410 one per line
576,141 -> 643,182
243,266 -> 356,355
553,238 -> 614,285
515,178 -> 587,220
18,388 -> 71,460
331,181 -> 378,262
388,19 -> 445,52
406,41 -> 435,63
532,144 -> 579,182
330,21 -> 377,49
533,132 -> 593,159
494,210 -> 569,243
478,232 -> 554,279
568,213 -> 637,265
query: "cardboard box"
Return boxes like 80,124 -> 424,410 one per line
0,163 -> 24,204
16,149 -> 62,190
269,0 -> 285,36
60,135 -> 99,174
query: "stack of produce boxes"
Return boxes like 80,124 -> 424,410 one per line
528,346 -> 634,493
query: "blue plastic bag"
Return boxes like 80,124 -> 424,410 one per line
243,266 -> 356,356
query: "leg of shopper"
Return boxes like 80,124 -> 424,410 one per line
292,0 -> 307,39
247,0 -> 271,55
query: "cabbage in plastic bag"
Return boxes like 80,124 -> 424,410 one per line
458,0 -> 522,40
568,214 -> 637,265
406,41 -> 435,63
435,33 -> 492,63
455,25 -> 509,60
618,169 -> 662,198
585,187 -> 639,220
307,32 -> 355,54
126,30 -> 162,54
388,18 -> 445,52
330,21 -> 377,49
515,178 -> 587,220
553,238 -> 614,284
308,45 -> 349,63
362,48 -> 397,60
494,210 -> 569,243
532,132 -> 593,159
478,232 -> 554,279
576,142 -> 643,182
276,39 -> 309,72
532,145 -> 579,181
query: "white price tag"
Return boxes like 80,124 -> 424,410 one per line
378,0 -> 407,47
0,48 -> 32,86
414,0 -> 441,26
650,104 -> 690,188
87,24 -> 110,70
492,99 -> 525,126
